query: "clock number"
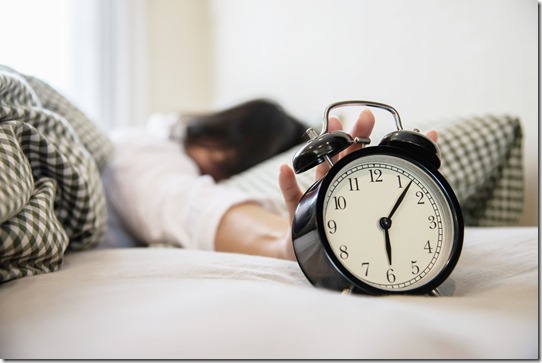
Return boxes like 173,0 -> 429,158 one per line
369,169 -> 383,183
361,262 -> 370,277
333,196 -> 347,210
386,268 -> 396,283
397,175 -> 403,188
416,191 -> 425,204
424,240 -> 433,254
348,177 -> 360,191
411,260 -> 420,275
339,245 -> 349,259
428,215 -> 437,229
327,220 -> 337,234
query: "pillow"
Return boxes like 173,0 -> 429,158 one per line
433,115 -> 523,225
221,114 -> 524,226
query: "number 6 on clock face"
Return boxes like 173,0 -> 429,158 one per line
316,150 -> 462,294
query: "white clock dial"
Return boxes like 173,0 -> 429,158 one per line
322,154 -> 455,292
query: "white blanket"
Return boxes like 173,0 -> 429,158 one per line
0,227 -> 537,359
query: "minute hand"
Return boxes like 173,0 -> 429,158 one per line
388,180 -> 413,219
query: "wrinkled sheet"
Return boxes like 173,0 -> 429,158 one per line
0,227 -> 537,359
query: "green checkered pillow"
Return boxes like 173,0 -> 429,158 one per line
0,66 -> 113,282
436,115 -> 523,225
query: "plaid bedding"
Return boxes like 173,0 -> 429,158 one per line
0,66 -> 112,282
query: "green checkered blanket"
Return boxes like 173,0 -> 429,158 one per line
0,66 -> 113,282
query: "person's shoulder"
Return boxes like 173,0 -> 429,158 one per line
108,111 -> 185,145
146,112 -> 185,140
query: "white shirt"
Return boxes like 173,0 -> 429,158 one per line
103,117 -> 275,250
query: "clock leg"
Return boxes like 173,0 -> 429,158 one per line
429,288 -> 441,297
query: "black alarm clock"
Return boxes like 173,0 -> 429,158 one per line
291,100 -> 463,296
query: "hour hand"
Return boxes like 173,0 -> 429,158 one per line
379,217 -> 392,265
384,228 -> 392,265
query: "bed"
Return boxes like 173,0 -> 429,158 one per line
0,226 -> 537,359
0,67 -> 538,359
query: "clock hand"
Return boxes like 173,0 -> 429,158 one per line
384,227 -> 392,265
387,180 -> 413,220
379,217 -> 392,265
379,180 -> 413,266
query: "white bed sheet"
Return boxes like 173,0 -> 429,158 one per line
0,227 -> 538,359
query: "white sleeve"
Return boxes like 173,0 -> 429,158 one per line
103,129 -> 275,250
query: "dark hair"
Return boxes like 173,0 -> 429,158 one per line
182,99 -> 308,178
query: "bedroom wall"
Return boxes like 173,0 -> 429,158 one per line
208,0 -> 538,226
145,0 -> 537,226
147,0 -> 213,114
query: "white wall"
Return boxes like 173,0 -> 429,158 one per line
208,0 -> 537,225
144,0 -> 537,225
147,0 -> 213,113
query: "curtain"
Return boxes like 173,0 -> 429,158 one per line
73,0 -> 149,129
0,0 -> 149,130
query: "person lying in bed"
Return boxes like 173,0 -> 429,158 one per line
106,99 -> 437,260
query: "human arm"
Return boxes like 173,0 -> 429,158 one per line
215,202 -> 293,259
214,109 -> 379,260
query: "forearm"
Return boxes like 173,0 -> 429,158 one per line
215,203 -> 294,260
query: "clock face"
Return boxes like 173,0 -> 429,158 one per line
319,151 -> 460,293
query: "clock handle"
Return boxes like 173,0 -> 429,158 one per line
292,100 -> 405,174
322,100 -> 441,169
320,100 -> 404,135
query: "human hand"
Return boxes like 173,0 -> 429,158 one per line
279,109 -> 438,226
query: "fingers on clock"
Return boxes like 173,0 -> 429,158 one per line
340,108 -> 375,158
315,116 -> 343,179
425,129 -> 438,142
279,163 -> 303,222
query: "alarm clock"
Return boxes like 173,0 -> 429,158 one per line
291,100 -> 463,296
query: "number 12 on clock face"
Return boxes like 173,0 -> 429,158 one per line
320,153 -> 456,293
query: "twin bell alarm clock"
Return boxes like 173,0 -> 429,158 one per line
291,100 -> 463,296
